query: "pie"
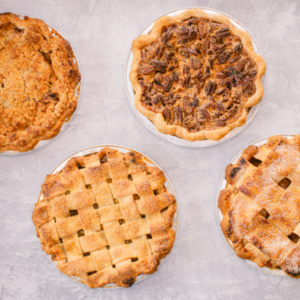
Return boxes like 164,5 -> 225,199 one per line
0,13 -> 81,152
130,8 -> 266,141
218,134 -> 300,277
32,148 -> 177,288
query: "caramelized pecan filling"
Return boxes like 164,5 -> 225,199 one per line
137,17 -> 258,132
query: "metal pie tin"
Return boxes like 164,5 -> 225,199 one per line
36,144 -> 178,288
1,14 -> 81,155
216,134 -> 298,277
125,7 -> 265,148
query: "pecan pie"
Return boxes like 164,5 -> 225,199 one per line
130,9 -> 266,141
218,134 -> 300,278
0,13 -> 80,152
32,148 -> 176,288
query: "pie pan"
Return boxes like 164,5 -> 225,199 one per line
36,145 -> 178,288
216,134 -> 297,277
125,6 -> 265,148
0,14 -> 81,156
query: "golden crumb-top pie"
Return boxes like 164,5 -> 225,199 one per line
0,13 -> 80,152
130,9 -> 266,141
218,135 -> 300,278
32,148 -> 176,288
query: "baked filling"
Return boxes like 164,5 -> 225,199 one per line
32,148 -> 176,288
138,18 -> 258,131
218,135 -> 300,278
130,9 -> 266,141
0,13 -> 80,152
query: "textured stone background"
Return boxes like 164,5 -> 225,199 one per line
1,0 -> 300,299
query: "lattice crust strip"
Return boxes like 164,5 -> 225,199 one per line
32,148 -> 177,288
218,135 -> 300,278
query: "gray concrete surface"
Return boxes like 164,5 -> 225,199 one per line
1,0 -> 300,299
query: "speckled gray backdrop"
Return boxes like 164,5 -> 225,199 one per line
0,0 -> 299,299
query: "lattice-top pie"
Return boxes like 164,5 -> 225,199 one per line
130,8 -> 266,141
32,148 -> 176,288
218,135 -> 300,277
0,13 -> 80,152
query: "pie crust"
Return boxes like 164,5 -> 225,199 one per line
130,8 -> 266,141
0,13 -> 81,152
218,134 -> 300,278
32,147 -> 176,288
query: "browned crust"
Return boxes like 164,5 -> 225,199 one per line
218,134 -> 300,278
0,13 -> 81,152
32,148 -> 177,288
130,8 -> 266,141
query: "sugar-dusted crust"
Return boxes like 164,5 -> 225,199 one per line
32,148 -> 176,288
218,134 -> 300,278
130,8 -> 266,141
0,13 -> 81,152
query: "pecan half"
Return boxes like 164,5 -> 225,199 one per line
216,72 -> 226,79
216,101 -> 226,112
141,51 -> 147,62
140,65 -> 156,75
151,60 -> 167,73
228,56 -> 240,64
198,22 -> 206,37
234,90 -> 242,100
243,81 -> 256,97
172,71 -> 179,82
216,27 -> 230,37
215,87 -> 226,95
191,97 -> 199,107
208,57 -> 215,68
161,26 -> 174,42
163,107 -> 172,122
196,81 -> 204,94
216,121 -> 227,126
210,101 -> 216,110
205,80 -> 217,96
156,45 -> 164,59
233,43 -> 242,52
218,51 -> 231,64
193,70 -> 203,79
154,73 -> 164,85
139,80 -> 148,91
203,37 -> 210,54
236,58 -> 246,72
247,68 -> 258,77
183,65 -> 190,75
165,51 -> 174,60
174,106 -> 183,124
180,47 -> 198,55
152,94 -> 163,105
198,107 -> 211,120
176,26 -> 189,36
191,58 -> 202,70
216,44 -> 226,53
163,75 -> 173,92
229,106 -> 238,116
181,75 -> 190,88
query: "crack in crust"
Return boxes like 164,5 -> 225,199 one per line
218,134 -> 300,278
0,13 -> 81,152
130,9 -> 266,141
